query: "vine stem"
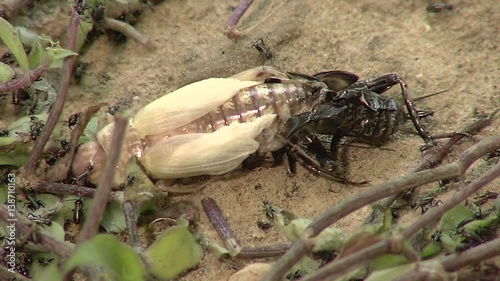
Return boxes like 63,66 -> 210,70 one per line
263,134 -> 500,281
24,6 -> 80,178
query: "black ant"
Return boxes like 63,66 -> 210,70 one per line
426,3 -> 455,13
38,257 -> 54,267
72,199 -> 84,224
27,213 -> 52,226
252,38 -> 273,61
67,112 -> 82,130
29,115 -> 45,140
72,160 -> 95,183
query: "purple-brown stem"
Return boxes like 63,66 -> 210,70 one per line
34,181 -> 124,202
263,134 -> 500,281
24,6 -> 80,177
302,158 -> 500,281
238,244 -> 292,259
224,0 -> 254,39
76,117 -> 127,243
123,200 -> 142,252
0,65 -> 48,93
201,197 -> 241,253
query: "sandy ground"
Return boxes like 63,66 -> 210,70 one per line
3,0 -> 500,280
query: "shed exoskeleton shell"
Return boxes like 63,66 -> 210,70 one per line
133,78 -> 261,138
142,114 -> 276,179
73,67 -> 307,186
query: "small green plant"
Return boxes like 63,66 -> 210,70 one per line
0,17 -> 77,86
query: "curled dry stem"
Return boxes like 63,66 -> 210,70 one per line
263,134 -> 500,281
224,0 -> 288,39
201,197 -> 241,254
102,17 -> 155,49
238,244 -> 292,259
224,0 -> 254,39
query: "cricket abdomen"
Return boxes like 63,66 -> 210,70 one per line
172,80 -> 315,135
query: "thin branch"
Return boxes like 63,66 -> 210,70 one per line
0,206 -> 74,258
394,237 -> 500,281
302,158 -> 500,281
201,197 -> 241,254
440,237 -> 500,271
34,181 -> 124,202
0,65 -> 48,93
403,161 -> 500,238
238,244 -> 292,259
123,200 -> 142,252
24,7 -> 80,177
379,110 -> 498,214
263,134 -> 500,281
76,117 -> 127,243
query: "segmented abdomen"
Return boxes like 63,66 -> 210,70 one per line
344,97 -> 403,146
317,93 -> 404,147
172,81 -> 315,134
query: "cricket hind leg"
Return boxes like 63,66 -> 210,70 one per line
274,132 -> 366,185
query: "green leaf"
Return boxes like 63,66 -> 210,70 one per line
15,26 -> 39,47
100,200 -> 137,233
0,18 -> 29,70
0,138 -> 31,166
421,241 -> 442,258
439,205 -> 473,232
30,253 -> 62,281
370,254 -> 408,271
39,222 -> 65,241
464,214 -> 498,234
145,219 -> 203,280
365,263 -> 415,281
63,234 -> 144,281
28,40 -> 46,69
0,62 -> 14,83
76,18 -> 94,52
47,47 -> 78,68
440,232 -> 459,253
265,202 -> 345,252
197,235 -> 231,259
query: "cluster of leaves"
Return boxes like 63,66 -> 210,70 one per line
0,18 -> 77,84
0,6 -> 200,280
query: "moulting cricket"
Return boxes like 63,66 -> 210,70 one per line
72,66 -> 431,187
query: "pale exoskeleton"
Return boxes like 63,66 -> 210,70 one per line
72,66 -> 358,187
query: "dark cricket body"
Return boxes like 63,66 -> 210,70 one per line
314,80 -> 405,147
279,72 -> 431,182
